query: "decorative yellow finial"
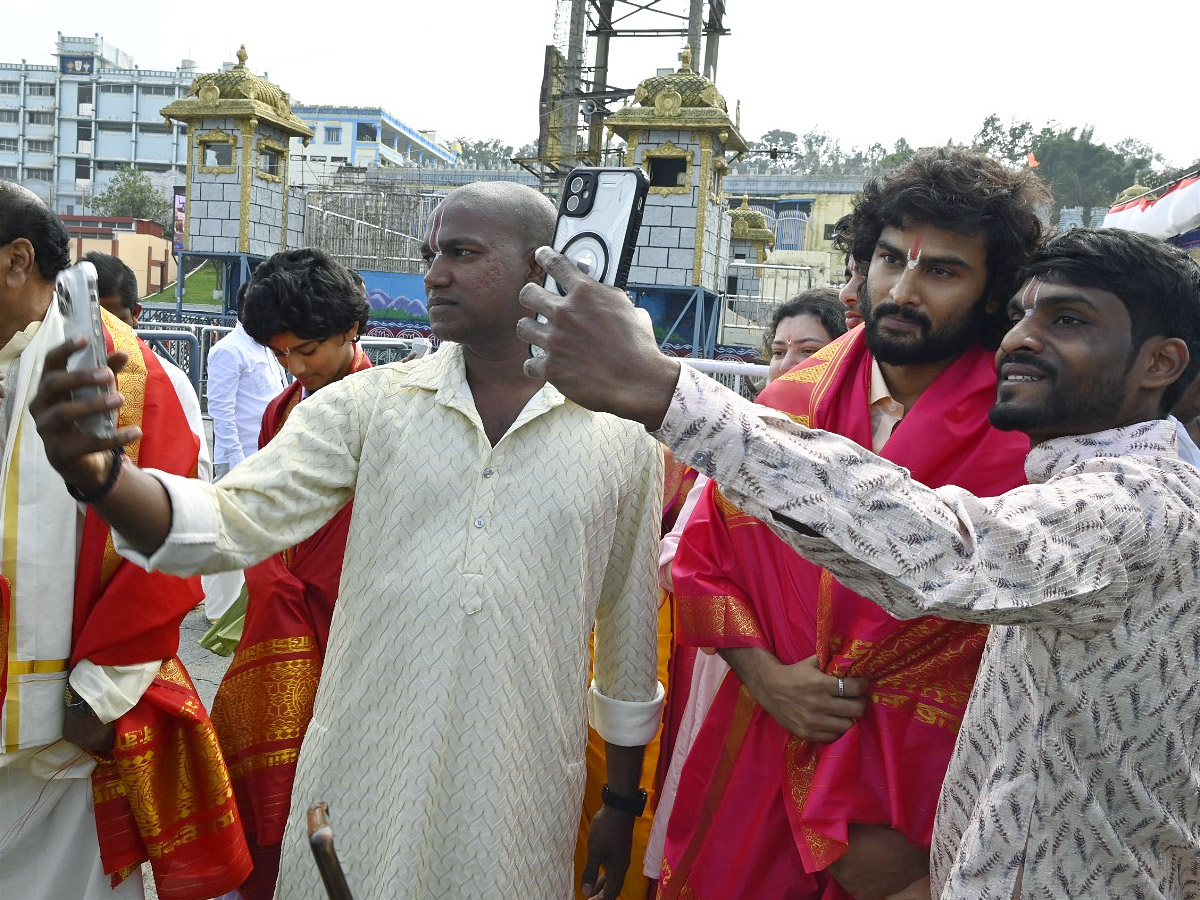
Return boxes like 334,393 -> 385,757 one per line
680,45 -> 692,72
236,45 -> 248,67
742,193 -> 750,207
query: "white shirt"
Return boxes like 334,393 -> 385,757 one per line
114,343 -> 665,899
657,363 -> 1200,900
204,322 -> 286,467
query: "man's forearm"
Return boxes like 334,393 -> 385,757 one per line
604,742 -> 646,796
718,646 -> 775,698
92,459 -> 173,556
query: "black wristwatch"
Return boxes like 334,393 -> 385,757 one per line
63,683 -> 94,718
601,783 -> 648,817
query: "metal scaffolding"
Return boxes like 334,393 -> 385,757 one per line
516,0 -> 730,191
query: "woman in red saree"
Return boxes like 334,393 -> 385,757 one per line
208,250 -> 372,900
659,328 -> 1030,899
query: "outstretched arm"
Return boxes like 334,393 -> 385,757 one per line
521,247 -> 1156,632
32,336 -> 173,556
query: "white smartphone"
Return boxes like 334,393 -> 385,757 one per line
55,261 -> 116,440
532,166 -> 649,357
544,166 -> 649,296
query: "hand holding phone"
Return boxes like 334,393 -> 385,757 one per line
55,261 -> 116,440
532,167 -> 649,357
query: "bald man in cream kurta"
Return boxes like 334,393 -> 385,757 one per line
116,341 -> 665,900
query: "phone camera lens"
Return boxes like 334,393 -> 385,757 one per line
566,195 -> 580,212
570,176 -> 584,194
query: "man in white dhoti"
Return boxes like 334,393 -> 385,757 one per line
0,183 -> 249,899
32,181 -> 664,900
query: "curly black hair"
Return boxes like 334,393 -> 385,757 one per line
849,149 -> 1051,344
1022,227 -> 1200,413
241,249 -> 370,345
0,181 -> 71,280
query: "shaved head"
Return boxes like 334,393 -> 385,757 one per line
437,182 -> 556,252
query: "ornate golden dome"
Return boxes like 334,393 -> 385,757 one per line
191,46 -> 286,107
606,46 -> 747,153
160,45 -> 313,141
1114,184 -> 1153,205
632,46 -> 727,114
728,194 -> 774,246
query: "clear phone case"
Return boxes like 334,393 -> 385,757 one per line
544,166 -> 649,296
55,261 -> 116,440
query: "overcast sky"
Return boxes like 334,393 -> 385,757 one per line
6,0 -> 1195,168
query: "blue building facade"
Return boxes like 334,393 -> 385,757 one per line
289,105 -> 459,186
0,33 -> 195,214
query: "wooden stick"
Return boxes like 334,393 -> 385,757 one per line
307,802 -> 354,900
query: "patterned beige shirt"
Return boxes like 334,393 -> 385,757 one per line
118,343 -> 665,900
657,363 -> 1200,900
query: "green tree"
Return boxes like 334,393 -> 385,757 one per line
454,137 -> 518,168
1030,126 -> 1143,213
972,114 -> 1037,165
877,137 -> 916,172
758,129 -> 799,154
91,166 -> 170,224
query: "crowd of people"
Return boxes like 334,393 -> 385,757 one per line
4,143 -> 1200,900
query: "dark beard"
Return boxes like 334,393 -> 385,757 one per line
989,351 -> 1129,434
860,280 -> 987,366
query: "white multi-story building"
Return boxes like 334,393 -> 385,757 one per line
288,106 -> 459,186
0,33 -> 194,214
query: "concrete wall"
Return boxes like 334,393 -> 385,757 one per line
70,231 -> 177,297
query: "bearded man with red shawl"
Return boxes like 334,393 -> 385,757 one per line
1,181 -> 249,899
659,150 -> 1051,900
206,249 -> 373,900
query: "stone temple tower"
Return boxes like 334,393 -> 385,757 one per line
161,46 -> 312,306
606,46 -> 748,294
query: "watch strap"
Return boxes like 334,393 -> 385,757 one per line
601,783 -> 648,817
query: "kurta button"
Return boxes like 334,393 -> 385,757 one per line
482,468 -> 494,478
474,517 -> 485,528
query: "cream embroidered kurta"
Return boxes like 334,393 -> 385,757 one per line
657,364 -> 1200,900
117,343 -> 664,900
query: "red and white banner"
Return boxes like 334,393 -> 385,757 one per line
1103,176 -> 1200,239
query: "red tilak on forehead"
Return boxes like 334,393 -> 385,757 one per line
1021,276 -> 1043,311
906,234 -> 924,269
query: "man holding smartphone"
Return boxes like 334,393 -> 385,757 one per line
0,182 -> 249,899
519,225 -> 1200,900
31,181 -> 664,900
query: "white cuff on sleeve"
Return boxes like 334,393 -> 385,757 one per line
69,659 -> 161,724
587,679 -> 666,747
112,469 -> 221,574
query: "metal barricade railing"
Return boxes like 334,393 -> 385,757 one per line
135,329 -> 203,397
359,337 -> 420,366
196,326 -> 234,407
682,357 -> 768,401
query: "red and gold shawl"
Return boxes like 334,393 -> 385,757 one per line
659,329 -> 1029,900
210,345 -> 370,900
73,318 -> 251,899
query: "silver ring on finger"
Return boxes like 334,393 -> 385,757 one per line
837,677 -> 845,699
